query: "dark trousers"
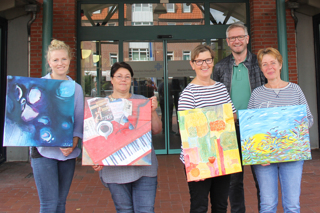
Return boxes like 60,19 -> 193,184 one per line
228,123 -> 260,213
188,175 -> 231,213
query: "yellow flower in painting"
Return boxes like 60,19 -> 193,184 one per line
185,111 -> 208,138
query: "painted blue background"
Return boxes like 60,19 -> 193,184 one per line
4,76 -> 75,147
239,105 -> 307,141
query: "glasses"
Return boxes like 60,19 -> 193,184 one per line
193,58 -> 213,66
113,75 -> 131,81
227,35 -> 247,42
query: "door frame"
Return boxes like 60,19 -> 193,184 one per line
0,17 -> 8,164
313,13 -> 320,148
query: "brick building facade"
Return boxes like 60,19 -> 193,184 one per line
1,0 -> 320,161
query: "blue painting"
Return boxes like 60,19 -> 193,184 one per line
239,105 -> 311,165
4,76 -> 75,147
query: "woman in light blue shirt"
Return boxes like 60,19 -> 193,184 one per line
30,39 -> 84,213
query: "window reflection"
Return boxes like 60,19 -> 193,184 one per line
124,3 -> 205,26
80,3 -> 246,27
81,4 -> 119,27
81,41 -> 118,97
210,3 -> 246,25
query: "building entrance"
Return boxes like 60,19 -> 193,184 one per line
78,1 -> 248,154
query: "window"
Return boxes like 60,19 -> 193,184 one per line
132,22 -> 153,26
93,54 -> 99,66
110,53 -> 118,65
167,51 -> 174,61
133,4 -> 152,12
167,3 -> 175,13
182,3 -> 191,13
167,22 -> 176,25
92,10 -> 101,14
183,51 -> 191,60
129,48 -> 149,61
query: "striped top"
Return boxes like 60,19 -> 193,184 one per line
178,82 -> 236,163
248,82 -> 313,128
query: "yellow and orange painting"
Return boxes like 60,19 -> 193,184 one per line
178,103 -> 242,182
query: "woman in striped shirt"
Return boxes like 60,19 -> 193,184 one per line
178,44 -> 237,213
249,47 -> 313,213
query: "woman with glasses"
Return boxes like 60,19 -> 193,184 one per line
178,44 -> 237,213
92,62 -> 162,213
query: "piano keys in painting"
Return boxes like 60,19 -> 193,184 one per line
82,97 -> 152,166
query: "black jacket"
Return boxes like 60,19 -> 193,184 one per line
212,50 -> 266,94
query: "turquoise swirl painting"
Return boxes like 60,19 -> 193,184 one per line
4,76 -> 75,147
239,105 -> 311,165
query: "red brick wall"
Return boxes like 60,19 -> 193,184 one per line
30,0 -> 77,79
250,0 -> 297,83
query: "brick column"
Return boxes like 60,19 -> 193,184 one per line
31,0 -> 77,79
250,0 -> 297,83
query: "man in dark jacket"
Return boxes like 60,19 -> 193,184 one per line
213,22 -> 265,213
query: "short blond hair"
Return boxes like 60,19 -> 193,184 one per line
191,44 -> 214,61
257,47 -> 283,68
226,22 -> 248,38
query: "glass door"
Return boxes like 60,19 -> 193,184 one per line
78,1 -> 245,154
122,39 -> 231,154
123,41 -> 167,153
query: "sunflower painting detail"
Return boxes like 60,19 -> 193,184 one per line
239,105 -> 312,165
178,103 -> 242,182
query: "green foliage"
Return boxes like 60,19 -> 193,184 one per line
84,73 -> 92,96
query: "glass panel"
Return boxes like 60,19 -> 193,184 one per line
167,40 -> 204,150
123,41 -> 165,151
81,40 -> 119,97
81,4 -> 119,27
166,39 -> 231,151
124,3 -> 205,26
210,3 -> 246,25
210,38 -> 232,64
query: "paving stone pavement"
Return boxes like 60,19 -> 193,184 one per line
1,150 -> 320,213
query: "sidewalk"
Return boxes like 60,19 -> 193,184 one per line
1,150 -> 320,213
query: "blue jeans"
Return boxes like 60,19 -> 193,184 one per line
107,176 -> 157,213
253,161 -> 304,213
31,157 -> 76,213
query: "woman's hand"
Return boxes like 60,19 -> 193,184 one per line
60,136 -> 79,157
92,165 -> 104,171
60,147 -> 74,156
261,163 -> 270,166
150,96 -> 158,112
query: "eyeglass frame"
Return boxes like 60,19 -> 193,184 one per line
192,57 -> 213,66
227,35 -> 248,42
113,75 -> 132,81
